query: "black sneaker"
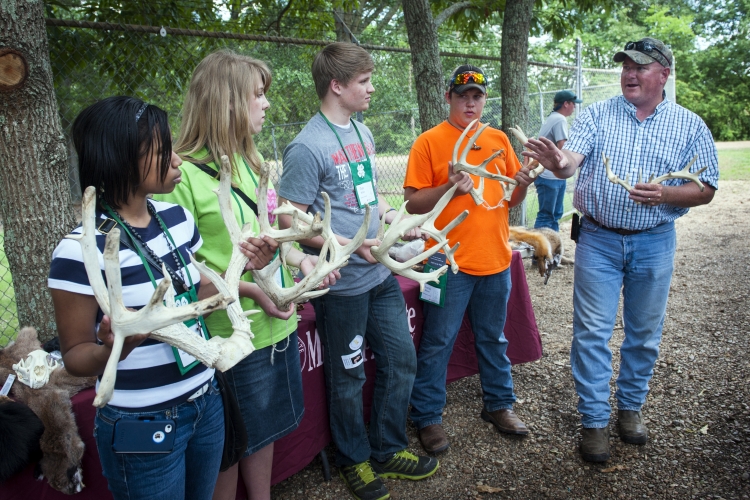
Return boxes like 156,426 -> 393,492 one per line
371,449 -> 439,480
339,461 -> 390,500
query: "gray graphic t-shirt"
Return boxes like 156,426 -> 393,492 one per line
538,111 -> 569,180
279,113 -> 390,296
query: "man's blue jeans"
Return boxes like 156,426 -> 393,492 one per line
311,274 -> 416,466
571,218 -> 675,428
410,269 -> 515,429
94,380 -> 224,500
534,176 -> 567,231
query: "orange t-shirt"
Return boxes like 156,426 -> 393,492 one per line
404,121 -> 522,275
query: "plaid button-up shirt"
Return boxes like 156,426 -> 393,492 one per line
565,94 -> 719,231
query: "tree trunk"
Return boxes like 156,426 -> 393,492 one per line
0,1 -> 76,340
402,0 -> 445,132
501,0 -> 535,227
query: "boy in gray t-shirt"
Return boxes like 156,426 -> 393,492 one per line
277,42 -> 438,500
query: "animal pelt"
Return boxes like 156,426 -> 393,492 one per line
0,327 -> 96,494
509,226 -> 574,277
0,395 -> 45,483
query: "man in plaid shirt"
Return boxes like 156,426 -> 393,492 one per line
524,37 -> 719,462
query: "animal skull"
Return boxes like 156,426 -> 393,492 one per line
13,349 -> 61,389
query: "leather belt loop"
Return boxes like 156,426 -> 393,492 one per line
584,216 -> 645,236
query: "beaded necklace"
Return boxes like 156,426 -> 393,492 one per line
105,201 -> 190,293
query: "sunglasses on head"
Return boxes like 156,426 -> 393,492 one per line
624,41 -> 671,67
452,71 -> 486,86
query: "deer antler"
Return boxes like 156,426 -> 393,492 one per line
68,187 -> 235,407
508,125 -> 544,178
246,162 -> 367,310
648,155 -> 707,192
254,194 -> 371,310
605,153 -> 707,195
371,185 -> 468,291
452,119 -> 519,206
603,151 -> 636,192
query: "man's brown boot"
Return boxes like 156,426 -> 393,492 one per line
617,410 -> 649,444
580,427 -> 610,462
418,424 -> 450,454
480,409 -> 529,435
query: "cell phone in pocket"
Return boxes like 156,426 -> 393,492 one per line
112,418 -> 176,454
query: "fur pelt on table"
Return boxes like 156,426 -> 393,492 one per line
0,327 -> 96,494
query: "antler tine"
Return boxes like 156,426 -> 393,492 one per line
417,184 -> 469,273
66,187 -> 111,317
453,119 -> 478,165
648,155 -> 707,192
214,155 -> 248,245
372,184 -> 469,289
508,125 -> 544,178
603,151 -> 634,192
257,162 -> 324,242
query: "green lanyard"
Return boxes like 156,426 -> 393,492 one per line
103,202 -> 196,300
318,111 -> 372,165
318,111 -> 377,207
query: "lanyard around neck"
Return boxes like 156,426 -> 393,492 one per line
103,202 -> 194,293
318,111 -> 371,165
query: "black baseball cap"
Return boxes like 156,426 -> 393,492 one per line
448,65 -> 487,94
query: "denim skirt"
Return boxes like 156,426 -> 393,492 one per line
224,329 -> 305,456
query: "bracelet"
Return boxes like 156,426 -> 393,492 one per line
382,207 -> 397,220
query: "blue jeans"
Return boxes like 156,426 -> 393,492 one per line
410,269 -> 515,429
312,274 -> 416,466
534,176 -> 567,231
571,218 -> 675,428
94,380 -> 224,500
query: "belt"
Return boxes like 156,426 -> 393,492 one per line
584,216 -> 646,236
187,379 -> 212,401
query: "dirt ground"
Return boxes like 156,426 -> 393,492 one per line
270,179 -> 750,500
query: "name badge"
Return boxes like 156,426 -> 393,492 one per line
419,252 -> 448,308
349,159 -> 377,208
171,290 -> 209,375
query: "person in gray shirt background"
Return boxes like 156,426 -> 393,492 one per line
533,90 -> 581,232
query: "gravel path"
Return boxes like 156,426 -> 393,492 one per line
272,180 -> 750,500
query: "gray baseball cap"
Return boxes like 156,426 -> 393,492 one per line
613,37 -> 673,68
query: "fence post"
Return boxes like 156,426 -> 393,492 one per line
576,37 -> 582,117
270,123 -> 280,176
666,54 -> 676,101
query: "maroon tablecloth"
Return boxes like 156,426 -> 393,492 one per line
1,253 -> 540,498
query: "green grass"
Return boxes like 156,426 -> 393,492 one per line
717,147 -> 750,180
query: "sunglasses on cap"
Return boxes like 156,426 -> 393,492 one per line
624,40 -> 671,67
452,71 -> 486,86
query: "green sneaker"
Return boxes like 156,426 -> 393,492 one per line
338,461 -> 390,500
371,449 -> 440,480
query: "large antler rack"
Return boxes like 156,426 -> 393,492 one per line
604,152 -> 707,194
371,184 -> 468,292
69,187 -> 237,407
453,119 -> 519,207
248,161 -> 371,310
508,125 -> 545,178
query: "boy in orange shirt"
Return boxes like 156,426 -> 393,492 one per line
404,65 -> 534,453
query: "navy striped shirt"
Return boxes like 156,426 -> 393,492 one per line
48,200 -> 213,410
565,94 -> 719,230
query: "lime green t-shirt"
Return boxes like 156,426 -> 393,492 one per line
154,150 -> 296,349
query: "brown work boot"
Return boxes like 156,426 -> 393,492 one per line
418,424 -> 450,454
480,408 -> 529,435
617,410 -> 649,444
580,427 -> 610,462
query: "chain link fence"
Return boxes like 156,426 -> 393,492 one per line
0,21 -> 633,345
